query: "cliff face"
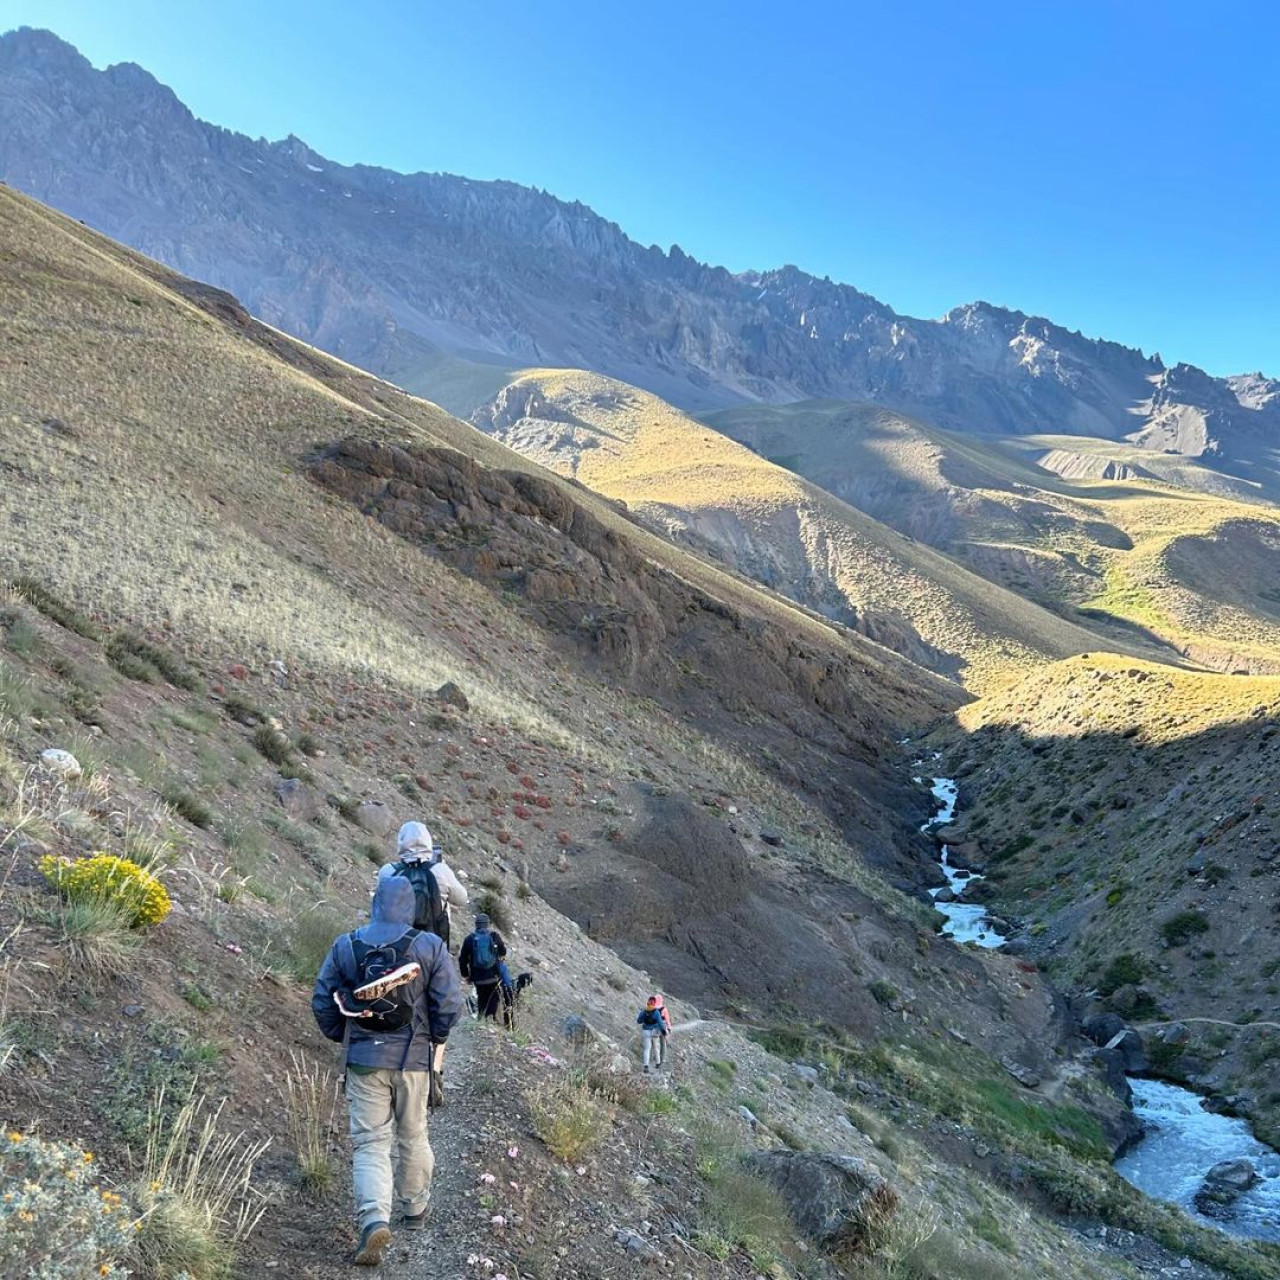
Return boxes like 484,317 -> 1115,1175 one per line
3,25 -> 1278,459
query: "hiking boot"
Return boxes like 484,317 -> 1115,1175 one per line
353,1221 -> 391,1266
401,1204 -> 430,1231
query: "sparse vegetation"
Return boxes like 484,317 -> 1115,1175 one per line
132,1087 -> 269,1280
526,1075 -> 612,1163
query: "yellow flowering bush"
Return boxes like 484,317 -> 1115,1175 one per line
0,1130 -> 134,1277
40,852 -> 172,927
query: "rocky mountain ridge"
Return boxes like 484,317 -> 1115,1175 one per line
2,25 -> 1278,472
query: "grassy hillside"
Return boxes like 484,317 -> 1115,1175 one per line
704,399 -> 1280,676
3,185 -> 1279,1279
474,371 -> 1154,694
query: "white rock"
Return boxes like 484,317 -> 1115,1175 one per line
39,748 -> 82,780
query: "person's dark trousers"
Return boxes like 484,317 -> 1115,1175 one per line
475,980 -> 503,1021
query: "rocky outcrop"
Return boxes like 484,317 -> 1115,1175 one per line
2,27 -> 1277,461
311,436 -> 942,842
744,1151 -> 898,1251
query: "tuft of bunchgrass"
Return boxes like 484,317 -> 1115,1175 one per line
49,897 -> 143,979
280,1049 -> 339,1197
285,904 -> 347,985
132,1087 -> 270,1280
473,887 -> 512,934
526,1076 -> 612,1163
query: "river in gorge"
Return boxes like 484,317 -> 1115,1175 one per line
915,765 -> 1280,1240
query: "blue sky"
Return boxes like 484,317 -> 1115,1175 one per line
4,0 -> 1277,376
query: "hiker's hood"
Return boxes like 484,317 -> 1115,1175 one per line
370,874 -> 415,927
397,820 -> 434,858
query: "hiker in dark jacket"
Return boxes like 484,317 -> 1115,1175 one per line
459,911 -> 508,1022
312,875 -> 464,1266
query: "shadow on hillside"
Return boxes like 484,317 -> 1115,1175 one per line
930,684 -> 1280,1132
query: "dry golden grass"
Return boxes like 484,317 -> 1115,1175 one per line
483,370 -> 1140,693
0,186 -> 946,746
706,399 -> 1280,676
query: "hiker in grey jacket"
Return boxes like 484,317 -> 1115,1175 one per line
384,820 -> 470,942
312,875 -> 464,1266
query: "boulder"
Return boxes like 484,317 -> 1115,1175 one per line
354,801 -> 393,837
759,831 -> 784,847
791,1063 -> 820,1086
1102,1028 -> 1148,1073
932,887 -> 956,904
39,748 -> 82,781
561,1014 -> 599,1048
1157,1022 -> 1191,1046
1001,1058 -> 1042,1090
1092,1047 -> 1132,1104
1194,1159 -> 1260,1218
1106,984 -> 1141,1015
744,1151 -> 897,1250
1082,1012 -> 1126,1046
274,777 -> 316,820
435,681 -> 470,711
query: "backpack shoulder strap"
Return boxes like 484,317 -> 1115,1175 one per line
340,931 -> 360,978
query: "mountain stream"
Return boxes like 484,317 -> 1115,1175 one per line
915,762 -> 1280,1240
917,769 -> 1006,949
1115,1078 -> 1280,1241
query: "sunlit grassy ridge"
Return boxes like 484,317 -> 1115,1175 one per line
478,370 -> 1163,693
702,399 -> 1280,674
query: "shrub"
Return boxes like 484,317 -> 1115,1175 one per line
526,1077 -> 612,1162
1160,909 -> 1210,947
1098,953 -> 1145,995
252,724 -> 295,768
867,979 -> 900,1007
105,629 -> 201,691
161,781 -> 214,829
473,888 -> 512,934
41,852 -> 171,927
0,1129 -> 133,1278
9,576 -> 101,639
133,1088 -> 269,1280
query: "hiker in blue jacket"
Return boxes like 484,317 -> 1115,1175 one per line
459,911 -> 508,1023
637,994 -> 668,1070
312,875 -> 464,1266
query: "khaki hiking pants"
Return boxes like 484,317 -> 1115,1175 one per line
346,1068 -> 434,1230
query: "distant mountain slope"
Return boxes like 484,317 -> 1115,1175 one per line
2,25 -> 1278,475
471,369 -> 1177,692
703,399 -> 1280,674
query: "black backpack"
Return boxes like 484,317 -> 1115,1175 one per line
393,859 -> 449,939
342,931 -> 420,1032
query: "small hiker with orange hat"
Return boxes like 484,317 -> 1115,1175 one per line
636,994 -> 669,1071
